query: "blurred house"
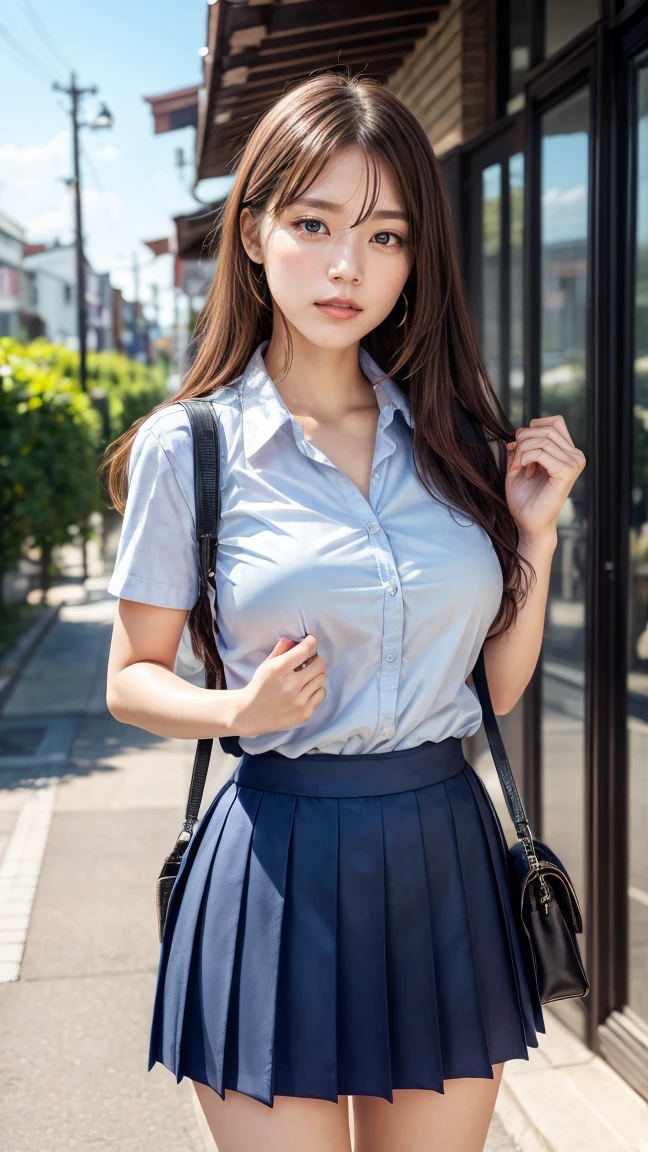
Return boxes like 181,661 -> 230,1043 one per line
146,0 -> 648,1104
0,212 -> 25,339
20,240 -> 152,360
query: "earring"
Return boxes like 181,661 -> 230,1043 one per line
396,289 -> 409,328
252,262 -> 265,285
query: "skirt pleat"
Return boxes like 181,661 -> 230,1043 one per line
223,790 -> 296,1103
149,778 -> 237,1073
180,786 -> 263,1093
273,796 -> 339,1100
415,783 -> 493,1080
149,741 -> 545,1107
336,798 -> 392,1098
380,791 -> 443,1090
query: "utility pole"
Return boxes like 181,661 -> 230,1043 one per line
53,75 -> 113,393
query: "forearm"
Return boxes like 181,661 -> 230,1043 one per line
107,660 -> 243,739
483,529 -> 558,714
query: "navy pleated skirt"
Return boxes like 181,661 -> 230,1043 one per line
148,738 -> 545,1107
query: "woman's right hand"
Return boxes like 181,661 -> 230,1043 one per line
233,634 -> 327,737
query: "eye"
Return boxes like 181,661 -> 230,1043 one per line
293,217 -> 328,237
372,231 -> 404,248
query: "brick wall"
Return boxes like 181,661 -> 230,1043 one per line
389,0 -> 494,155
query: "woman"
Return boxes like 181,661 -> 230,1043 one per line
103,73 -> 585,1152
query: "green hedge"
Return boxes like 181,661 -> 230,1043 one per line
0,338 -> 168,597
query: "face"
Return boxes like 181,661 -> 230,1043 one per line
240,145 -> 413,350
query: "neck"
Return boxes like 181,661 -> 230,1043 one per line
263,324 -> 376,422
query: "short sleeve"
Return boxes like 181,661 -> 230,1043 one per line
107,409 -> 199,610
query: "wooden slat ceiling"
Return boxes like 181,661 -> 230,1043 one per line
196,0 -> 449,180
173,198 -> 229,260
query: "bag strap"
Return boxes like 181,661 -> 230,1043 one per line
177,399 -> 242,836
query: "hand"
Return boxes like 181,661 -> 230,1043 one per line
234,634 -> 327,738
505,415 -> 586,543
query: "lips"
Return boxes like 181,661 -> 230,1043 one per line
315,298 -> 362,310
314,298 -> 363,320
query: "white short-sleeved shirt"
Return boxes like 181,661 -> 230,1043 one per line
108,339 -> 503,757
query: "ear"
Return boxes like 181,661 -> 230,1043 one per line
239,206 -> 264,264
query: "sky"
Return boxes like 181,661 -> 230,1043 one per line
0,0 -> 233,328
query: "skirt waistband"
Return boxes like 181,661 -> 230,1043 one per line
232,737 -> 466,798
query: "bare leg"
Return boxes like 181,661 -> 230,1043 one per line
192,1081 -> 353,1152
352,1063 -> 505,1152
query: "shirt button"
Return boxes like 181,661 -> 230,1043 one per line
385,653 -> 395,663
385,581 -> 396,595
372,472 -> 379,482
366,521 -> 379,534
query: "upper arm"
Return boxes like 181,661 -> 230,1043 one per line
107,600 -> 189,697
107,408 -> 200,611
106,407 -> 200,697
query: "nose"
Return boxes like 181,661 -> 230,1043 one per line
328,232 -> 363,286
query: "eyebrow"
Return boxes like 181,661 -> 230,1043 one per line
291,196 -> 409,223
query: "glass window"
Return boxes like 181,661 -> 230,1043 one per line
482,164 -> 502,395
510,1 -> 531,103
545,0 -> 598,58
627,63 -> 648,1030
539,87 -> 590,972
509,153 -> 525,428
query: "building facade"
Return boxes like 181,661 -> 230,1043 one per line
162,0 -> 648,1101
0,213 -> 25,339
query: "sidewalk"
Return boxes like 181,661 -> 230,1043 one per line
0,535 -> 646,1150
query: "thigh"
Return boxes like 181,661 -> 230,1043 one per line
351,1063 -> 505,1152
192,1081 -> 353,1152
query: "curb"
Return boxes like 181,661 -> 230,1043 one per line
0,602 -> 61,714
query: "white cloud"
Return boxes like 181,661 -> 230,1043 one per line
89,144 -> 120,162
24,202 -> 72,242
0,131 -> 69,172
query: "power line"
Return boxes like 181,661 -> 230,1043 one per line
0,16 -> 58,84
14,0 -> 74,75
80,139 -> 103,194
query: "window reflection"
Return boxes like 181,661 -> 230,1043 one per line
509,2 -> 531,105
509,153 -> 524,428
482,164 -> 502,394
544,0 -> 598,58
627,64 -> 648,1030
540,88 -> 590,965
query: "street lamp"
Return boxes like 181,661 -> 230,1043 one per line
52,75 -> 114,394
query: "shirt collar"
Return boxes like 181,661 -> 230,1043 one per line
240,339 -> 413,460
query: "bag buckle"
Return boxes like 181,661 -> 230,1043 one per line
516,821 -> 552,914
181,817 -> 196,839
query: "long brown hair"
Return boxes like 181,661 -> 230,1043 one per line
101,71 -> 529,686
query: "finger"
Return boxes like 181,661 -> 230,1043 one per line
514,425 -> 577,454
509,435 -> 581,467
277,634 -> 318,668
298,672 -> 327,703
512,446 -> 577,478
527,414 -> 571,440
294,656 -> 327,686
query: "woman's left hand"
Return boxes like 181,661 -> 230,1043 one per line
505,415 -> 586,542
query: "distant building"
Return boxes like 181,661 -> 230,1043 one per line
20,241 -> 153,360
0,212 -> 25,339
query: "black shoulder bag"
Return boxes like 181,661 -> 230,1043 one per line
155,400 -> 590,1007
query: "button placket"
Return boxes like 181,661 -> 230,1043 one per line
373,530 -> 403,739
